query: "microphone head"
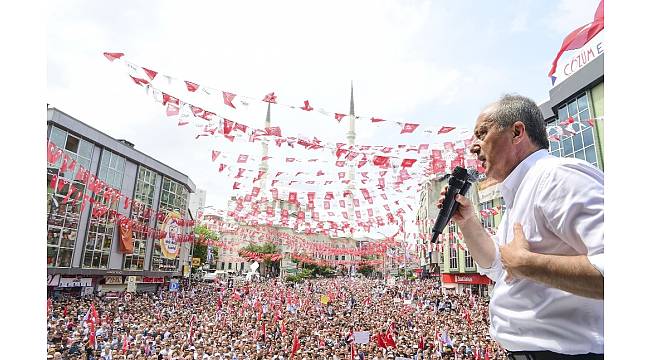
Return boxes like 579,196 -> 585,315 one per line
451,166 -> 469,181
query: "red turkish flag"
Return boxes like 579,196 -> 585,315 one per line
185,81 -> 199,92
103,52 -> 125,61
367,209 -> 373,217
401,159 -> 416,168
286,158 -> 295,163
437,126 -> 455,134
324,201 -> 330,210
141,67 -> 158,80
325,192 -> 333,200
291,332 -> 300,358
221,119 -> 234,135
233,182 -> 241,190
336,161 -> 345,167
211,150 -> 221,162
237,154 -> 248,163
334,113 -> 347,122
129,75 -> 149,86
338,172 -> 345,179
400,123 -> 419,134
288,192 -> 297,204
266,127 -> 282,137
234,123 -> 248,133
353,199 -> 360,207
162,93 -> 179,106
548,0 -> 603,79
339,200 -> 346,208
373,156 -> 389,166
218,164 -> 226,172
317,170 -> 325,176
300,100 -> 314,111
166,103 -> 179,116
262,92 -> 277,103
223,91 -> 237,108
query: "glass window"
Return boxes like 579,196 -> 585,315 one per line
65,135 -> 80,153
557,106 -> 569,122
47,126 -> 95,268
577,94 -> 589,112
465,249 -> 474,269
567,101 -> 578,116
573,132 -> 583,150
585,146 -> 597,165
124,167 -> 157,271
49,127 -> 67,148
78,140 -> 93,159
562,137 -> 574,155
547,92 -> 599,168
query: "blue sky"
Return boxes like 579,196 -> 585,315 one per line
46,0 -> 602,229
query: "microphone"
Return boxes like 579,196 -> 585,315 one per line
431,167 -> 476,243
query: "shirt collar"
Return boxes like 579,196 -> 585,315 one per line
498,149 -> 549,207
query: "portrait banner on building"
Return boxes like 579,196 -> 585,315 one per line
118,220 -> 134,254
160,211 -> 182,259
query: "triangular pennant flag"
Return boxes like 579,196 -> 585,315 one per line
400,123 -> 419,134
437,126 -> 455,134
142,67 -> 158,80
370,117 -> 385,123
334,113 -> 347,122
103,52 -> 125,62
185,81 -> 199,92
300,100 -> 314,111
223,91 -> 237,109
262,92 -> 277,103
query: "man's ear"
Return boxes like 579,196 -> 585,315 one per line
512,121 -> 525,144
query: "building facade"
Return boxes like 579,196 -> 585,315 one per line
539,45 -> 604,171
47,107 -> 196,297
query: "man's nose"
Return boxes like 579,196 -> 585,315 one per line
470,142 -> 481,155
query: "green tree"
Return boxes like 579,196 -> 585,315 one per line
239,242 -> 281,276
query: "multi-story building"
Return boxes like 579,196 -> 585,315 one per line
188,188 -> 207,218
539,36 -> 604,171
47,107 -> 195,297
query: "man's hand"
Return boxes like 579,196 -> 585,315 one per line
499,223 -> 532,283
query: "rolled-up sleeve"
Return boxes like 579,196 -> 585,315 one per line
476,235 -> 504,282
588,253 -> 604,276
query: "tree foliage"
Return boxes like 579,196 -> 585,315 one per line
193,225 -> 219,265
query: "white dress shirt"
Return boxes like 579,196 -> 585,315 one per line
476,149 -> 604,354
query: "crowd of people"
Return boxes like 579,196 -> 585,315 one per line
47,277 -> 508,360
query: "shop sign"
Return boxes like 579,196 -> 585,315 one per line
47,274 -> 61,287
143,277 -> 164,284
441,273 -> 491,285
104,276 -> 123,285
126,276 -> 143,283
58,277 -> 92,288
478,184 -> 502,203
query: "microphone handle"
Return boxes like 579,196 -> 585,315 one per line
449,180 -> 472,222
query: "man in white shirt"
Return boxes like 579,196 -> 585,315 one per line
437,94 -> 603,359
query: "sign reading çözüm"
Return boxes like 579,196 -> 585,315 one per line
551,30 -> 604,87
161,211 -> 182,259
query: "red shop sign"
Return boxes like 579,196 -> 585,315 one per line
143,277 -> 164,283
441,273 -> 491,285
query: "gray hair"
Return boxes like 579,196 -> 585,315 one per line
487,94 -> 549,150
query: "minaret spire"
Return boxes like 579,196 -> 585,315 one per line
347,81 -> 356,232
